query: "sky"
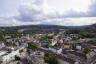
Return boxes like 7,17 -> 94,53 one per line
0,0 -> 96,26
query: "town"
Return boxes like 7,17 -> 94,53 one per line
0,28 -> 96,64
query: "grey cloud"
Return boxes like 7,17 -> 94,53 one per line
15,5 -> 43,21
87,0 -> 96,17
33,0 -> 44,5
62,10 -> 86,18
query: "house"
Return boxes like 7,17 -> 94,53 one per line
63,44 -> 72,49
0,51 -> 7,57
51,39 -> 57,46
57,48 -> 62,54
76,45 -> 82,50
64,37 -> 72,41
70,34 -> 78,39
75,43 -> 82,50
86,51 -> 96,59
73,43 -> 85,51
0,43 -> 5,49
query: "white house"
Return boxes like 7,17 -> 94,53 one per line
0,43 -> 5,49
76,45 -> 82,50
86,51 -> 96,59
51,39 -> 57,46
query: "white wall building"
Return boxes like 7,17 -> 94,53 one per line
0,46 -> 26,64
86,51 -> 96,59
0,43 -> 5,49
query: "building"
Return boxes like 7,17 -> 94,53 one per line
63,44 -> 72,49
0,46 -> 26,64
86,51 -> 96,59
0,43 -> 5,49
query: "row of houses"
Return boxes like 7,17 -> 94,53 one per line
0,46 -> 26,64
51,31 -> 79,46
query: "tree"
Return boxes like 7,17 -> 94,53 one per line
17,62 -> 20,64
15,55 -> 20,60
0,35 -> 4,40
45,44 -> 50,48
89,40 -> 96,45
28,42 -> 39,51
79,31 -> 95,38
83,46 -> 91,54
44,52 -> 59,64
39,35 -> 53,42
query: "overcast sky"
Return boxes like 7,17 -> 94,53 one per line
0,0 -> 96,26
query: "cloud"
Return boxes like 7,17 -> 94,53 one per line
15,0 -> 96,22
62,0 -> 96,17
0,0 -> 44,26
62,10 -> 86,18
87,0 -> 96,17
0,16 -> 41,26
15,0 -> 45,22
32,0 -> 44,5
0,17 -> 19,26
40,17 -> 96,26
0,0 -> 96,26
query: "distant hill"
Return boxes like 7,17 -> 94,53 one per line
0,25 -> 69,34
84,24 -> 96,33
0,25 -> 68,29
0,24 -> 96,34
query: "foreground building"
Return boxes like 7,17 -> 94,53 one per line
0,46 -> 26,64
